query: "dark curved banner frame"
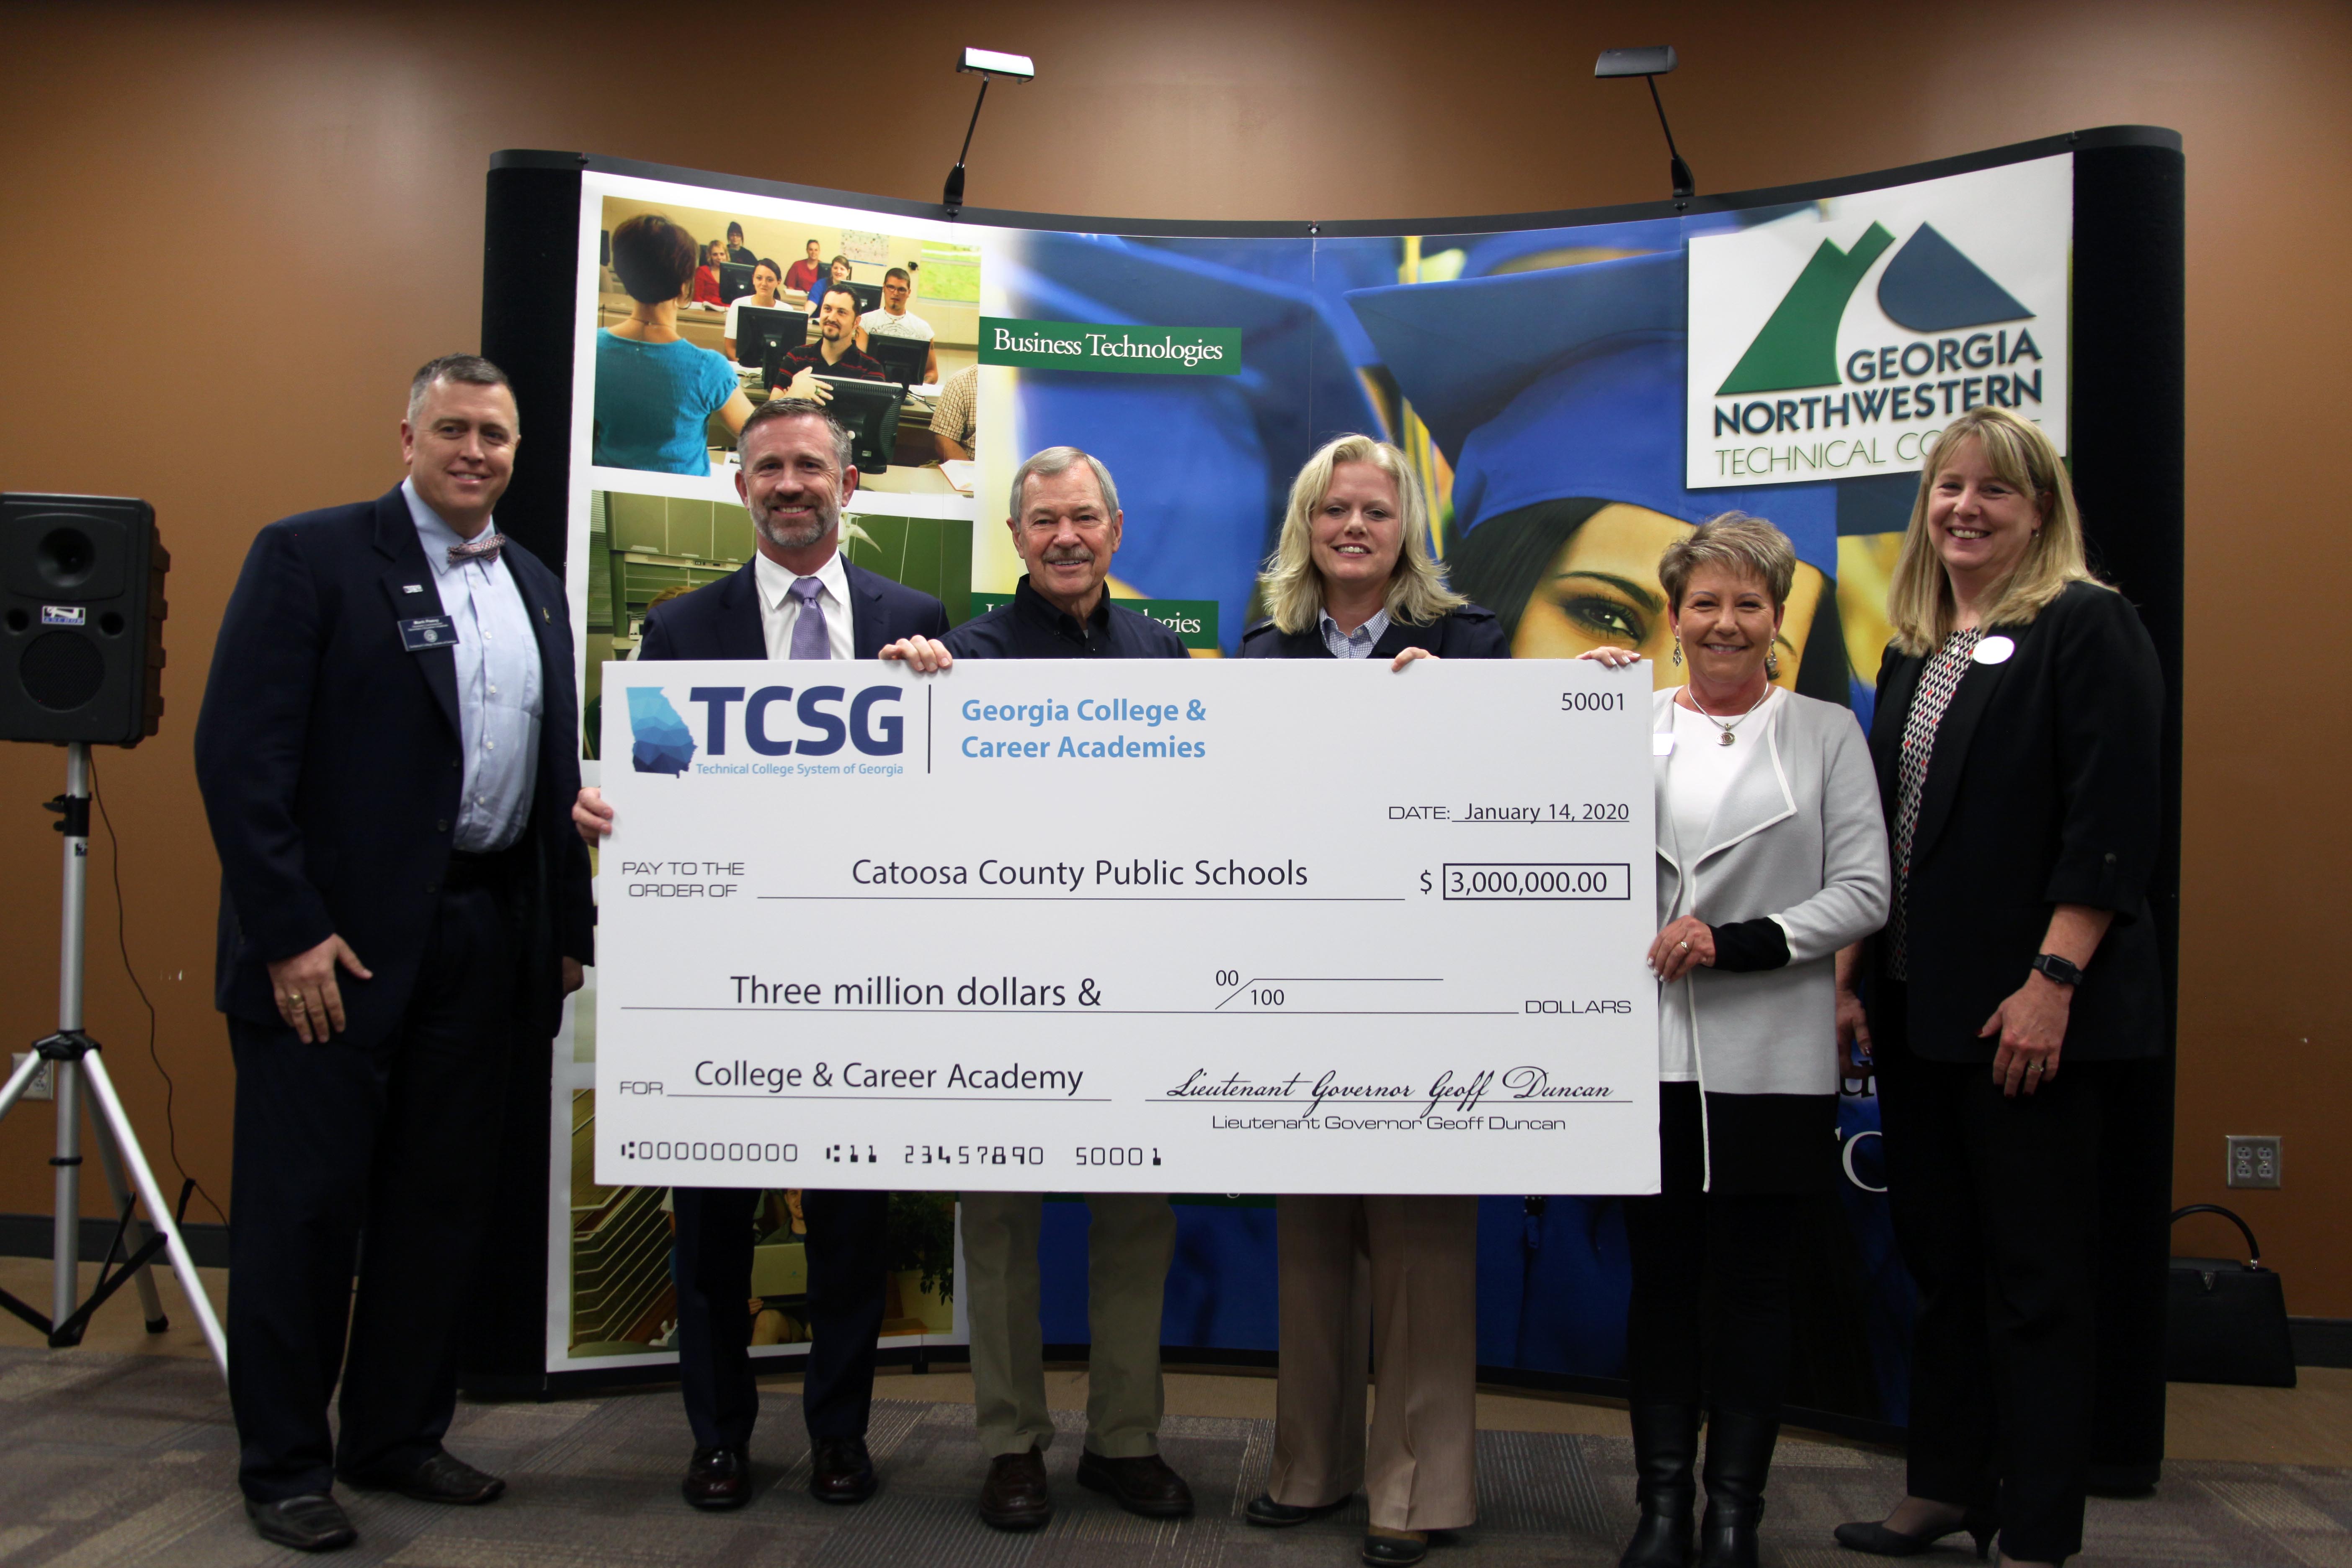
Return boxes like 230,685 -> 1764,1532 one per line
469,128 -> 2180,1474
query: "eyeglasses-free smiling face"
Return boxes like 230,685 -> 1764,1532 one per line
1670,565 -> 1782,691
1509,503 -> 1822,689
1309,460 -> 1406,591
1010,463 -> 1122,616
1926,435 -> 2047,594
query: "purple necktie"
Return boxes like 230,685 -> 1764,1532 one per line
789,577 -> 831,660
447,532 -> 503,567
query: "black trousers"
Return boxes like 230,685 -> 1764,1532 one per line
1876,1040 -> 2106,1564
226,871 -> 519,1502
672,1186 -> 890,1450
1624,1084 -> 1800,1417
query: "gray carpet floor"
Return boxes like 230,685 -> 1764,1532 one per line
1,1347 -> 2347,1565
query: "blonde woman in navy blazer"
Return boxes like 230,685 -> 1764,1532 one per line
1240,435 -> 1503,1568
1836,408 -> 2162,1568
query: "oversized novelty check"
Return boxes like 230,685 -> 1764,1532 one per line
593,658 -> 1658,1194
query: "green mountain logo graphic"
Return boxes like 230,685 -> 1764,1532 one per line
1716,222 -> 2031,396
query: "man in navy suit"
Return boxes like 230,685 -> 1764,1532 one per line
193,356 -> 593,1553
574,397 -> 949,1512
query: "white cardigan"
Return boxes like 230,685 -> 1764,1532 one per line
1651,687 -> 1890,1099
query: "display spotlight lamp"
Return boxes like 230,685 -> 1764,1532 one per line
944,47 -> 1035,216
1595,45 -> 1694,201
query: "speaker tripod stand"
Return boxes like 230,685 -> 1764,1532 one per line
0,742 -> 227,1378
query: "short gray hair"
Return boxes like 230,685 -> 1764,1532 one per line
1657,512 -> 1797,612
739,396 -> 855,474
1009,446 -> 1120,521
407,355 -> 513,427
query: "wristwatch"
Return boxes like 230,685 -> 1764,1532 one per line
2031,952 -> 2084,988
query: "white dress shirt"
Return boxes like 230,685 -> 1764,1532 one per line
752,544 -> 855,660
401,478 -> 544,851
1319,607 -> 1390,659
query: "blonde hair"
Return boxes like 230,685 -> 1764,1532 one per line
1259,435 -> 1466,634
1885,407 -> 2104,655
1658,512 -> 1796,612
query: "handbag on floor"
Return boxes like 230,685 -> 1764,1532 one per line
2166,1204 -> 2296,1387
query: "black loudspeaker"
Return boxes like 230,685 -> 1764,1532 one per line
0,494 -> 168,745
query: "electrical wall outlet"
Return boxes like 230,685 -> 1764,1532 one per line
10,1052 -> 54,1102
2226,1135 -> 2282,1189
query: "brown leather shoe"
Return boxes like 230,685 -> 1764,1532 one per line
810,1436 -> 877,1504
978,1448 -> 1052,1530
1075,1450 -> 1194,1519
681,1446 -> 751,1511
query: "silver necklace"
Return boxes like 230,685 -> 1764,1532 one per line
1685,682 -> 1770,747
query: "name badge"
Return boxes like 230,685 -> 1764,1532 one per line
1973,634 -> 2016,665
400,616 -> 457,652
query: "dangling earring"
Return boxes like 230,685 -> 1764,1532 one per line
1671,637 -> 1683,667
1765,648 -> 1780,680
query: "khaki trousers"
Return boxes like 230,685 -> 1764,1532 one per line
1270,1194 -> 1480,1532
960,1191 -> 1175,1458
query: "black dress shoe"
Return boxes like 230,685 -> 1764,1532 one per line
810,1436 -> 877,1504
979,1449 -> 1052,1530
682,1446 -> 752,1511
338,1449 -> 505,1505
1362,1529 -> 1429,1567
1075,1450 -> 1195,1518
1833,1506 -> 1996,1558
1246,1491 -> 1348,1527
245,1494 -> 357,1553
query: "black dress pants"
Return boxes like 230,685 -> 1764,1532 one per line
1876,1040 -> 2106,1564
672,1186 -> 890,1450
1624,1083 -> 1801,1417
226,873 -> 519,1502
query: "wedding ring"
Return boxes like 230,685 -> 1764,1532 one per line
1677,940 -> 1690,951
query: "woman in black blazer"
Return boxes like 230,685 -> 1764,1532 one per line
1834,408 -> 2163,1568
1239,435 -> 1502,1568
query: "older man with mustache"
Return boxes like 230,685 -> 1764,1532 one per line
882,448 -> 1191,1531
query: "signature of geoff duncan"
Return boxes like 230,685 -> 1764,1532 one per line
1162,1066 -> 1615,1118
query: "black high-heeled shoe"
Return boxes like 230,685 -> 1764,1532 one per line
1832,1505 -> 1997,1558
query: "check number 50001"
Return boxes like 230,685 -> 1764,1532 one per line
1435,863 -> 1630,900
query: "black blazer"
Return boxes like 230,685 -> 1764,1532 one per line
193,486 -> 594,1049
1238,603 -> 1509,660
1867,580 -> 2164,1062
638,555 -> 949,660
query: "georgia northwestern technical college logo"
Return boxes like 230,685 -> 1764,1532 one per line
1685,152 -> 2071,492
1712,221 -> 2045,452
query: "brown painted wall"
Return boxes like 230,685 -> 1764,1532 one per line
1,1 -> 2343,1308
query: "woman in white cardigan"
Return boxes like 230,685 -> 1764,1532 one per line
1585,514 -> 1889,1568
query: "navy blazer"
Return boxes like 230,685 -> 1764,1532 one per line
1239,603 -> 1509,660
638,554 -> 949,661
193,486 -> 595,1049
1866,580 -> 2165,1063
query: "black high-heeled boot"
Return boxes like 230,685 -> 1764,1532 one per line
1619,1403 -> 1700,1568
1694,1408 -> 1779,1568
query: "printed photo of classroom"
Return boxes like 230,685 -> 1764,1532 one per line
591,196 -> 982,498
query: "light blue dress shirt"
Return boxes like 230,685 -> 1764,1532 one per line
402,479 -> 544,852
1319,607 -> 1390,659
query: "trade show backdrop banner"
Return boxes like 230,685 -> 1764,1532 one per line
471,128 -> 2182,1446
